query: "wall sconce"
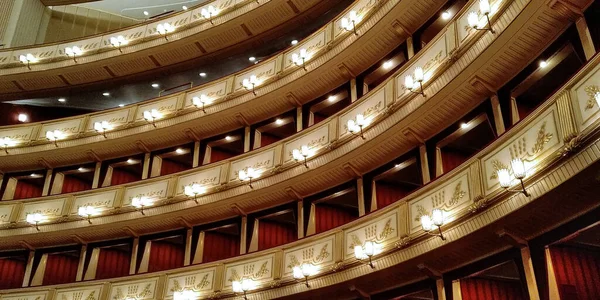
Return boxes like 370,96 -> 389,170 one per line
467,0 -> 495,34
201,5 -> 218,24
347,114 -> 366,139
26,213 -> 44,231
184,183 -> 206,204
420,208 -> 446,240
292,48 -> 308,71
173,289 -> 196,300
0,137 -> 14,154
143,109 -> 161,127
131,196 -> 153,215
78,205 -> 97,224
242,75 -> 259,96
354,240 -> 377,269
65,46 -> 83,63
292,145 -> 313,168
292,263 -> 317,288
156,23 -> 174,40
110,35 -> 128,53
19,53 -> 36,70
94,121 -> 112,138
45,130 -> 63,147
404,67 -> 426,97
192,94 -> 211,113
239,167 -> 259,189
341,11 -> 359,35
497,158 -> 530,197
232,278 -> 255,300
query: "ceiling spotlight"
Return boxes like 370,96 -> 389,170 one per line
249,56 -> 256,62
58,98 -> 66,102
78,167 -> 85,172
460,122 -> 469,129
291,40 -> 298,45
182,6 -> 188,10
382,60 -> 393,69
118,104 -> 125,107
328,95 -> 336,102
17,113 -> 28,122
175,148 -> 184,154
151,83 -> 159,88
441,11 -> 451,20
143,11 -> 149,16
126,158 -> 135,164
539,60 -> 548,68
199,72 -> 207,77
225,135 -> 232,141
103,92 -> 110,96
275,118 -> 284,125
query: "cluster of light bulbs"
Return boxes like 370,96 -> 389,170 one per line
192,94 -> 212,113
78,205 -> 98,224
0,137 -> 15,154
341,11 -> 360,35
242,75 -> 259,95
238,167 -> 260,189
291,48 -> 308,71
157,23 -> 175,40
200,5 -> 219,24
467,0 -> 495,34
496,158 -> 530,197
404,66 -> 426,97
45,130 -> 64,147
131,196 -> 153,215
420,208 -> 446,240
143,109 -> 162,127
184,183 -> 206,203
26,213 -> 45,231
94,121 -> 113,138
292,145 -> 314,168
347,114 -> 367,139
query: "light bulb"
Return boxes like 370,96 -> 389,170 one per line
414,67 -> 424,82
421,215 -> 433,231
441,11 -> 451,20
404,75 -> 415,90
356,114 -> 365,126
431,208 -> 444,226
363,241 -> 374,256
292,266 -> 303,279
293,149 -> 302,160
300,145 -> 309,156
497,169 -> 511,188
347,119 -> 357,133
354,245 -> 365,259
467,12 -> 479,28
479,0 -> 491,15
511,158 -> 526,180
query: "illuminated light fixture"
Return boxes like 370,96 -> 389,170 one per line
30,173 -> 39,177
199,72 -> 207,77
78,205 -> 97,224
143,11 -> 149,16
441,10 -> 452,20
131,196 -> 152,215
58,98 -> 66,102
242,75 -> 259,96
539,60 -> 548,68
192,94 -> 211,113
291,48 -> 308,71
126,158 -> 136,164
151,83 -> 159,88
184,183 -> 206,204
467,0 -> 495,34
156,23 -> 174,40
225,135 -> 232,141
292,145 -> 313,168
103,92 -> 110,96
420,208 -> 446,240
19,53 -> 36,70
354,240 -> 377,269
94,121 -> 112,138
77,167 -> 86,172
275,118 -> 284,125
232,278 -> 255,300
328,95 -> 336,102
496,158 -> 530,197
173,289 -> 195,300
45,130 -> 63,147
291,40 -> 298,45
201,5 -> 218,24
182,6 -> 188,10
119,104 -> 125,107
65,46 -> 83,62
18,113 -> 28,122
109,35 -> 127,53
341,11 -> 359,35
238,167 -> 259,189
404,66 -> 426,97
382,60 -> 394,69
143,109 -> 161,127
248,56 -> 256,62
292,263 -> 317,288
460,122 -> 469,129
0,137 -> 15,154
26,213 -> 44,231
347,114 -> 367,139
175,148 -> 185,154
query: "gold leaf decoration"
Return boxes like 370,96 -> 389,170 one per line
170,280 -> 183,292
196,274 -> 210,290
85,291 -> 97,300
414,204 -> 429,222
229,269 -> 240,282
113,288 -> 124,300
449,182 -> 465,207
584,85 -> 600,110
286,255 -> 300,270
489,159 -> 508,180
377,219 -> 395,242
253,261 -> 269,279
530,122 -> 553,155
349,234 -> 362,249
138,283 -> 152,298
313,244 -> 330,263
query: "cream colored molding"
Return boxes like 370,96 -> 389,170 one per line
344,209 -> 399,259
164,267 -> 216,299
282,234 -> 335,275
108,277 -> 159,300
0,291 -> 49,300
56,285 -> 103,300
223,254 -> 275,290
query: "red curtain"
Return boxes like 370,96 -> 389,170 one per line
95,248 -> 130,280
315,204 -> 356,233
259,134 -> 280,148
61,175 -> 91,194
549,246 -> 600,300
210,149 -> 233,164
148,241 -> 184,273
313,114 -> 326,126
42,253 -> 79,285
13,180 -> 43,200
258,220 -> 296,251
441,149 -> 469,175
375,182 -> 410,209
460,278 -> 526,300
0,258 -> 25,289
160,159 -> 189,176
110,168 -> 139,186
202,232 -> 239,263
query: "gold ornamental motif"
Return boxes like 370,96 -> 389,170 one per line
228,261 -> 270,282
414,181 -> 465,221
584,85 -> 600,110
349,218 -> 395,249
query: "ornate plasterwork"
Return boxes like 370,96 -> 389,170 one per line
224,256 -> 274,288
165,268 -> 215,297
110,278 -> 158,300
284,236 -> 334,274
344,211 -> 398,257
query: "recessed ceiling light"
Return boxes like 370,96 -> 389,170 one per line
118,104 -> 125,107
103,92 -> 110,96
127,158 -> 135,164
382,60 -> 394,69
291,40 -> 298,45
328,95 -> 336,102
249,56 -> 256,62
78,167 -> 85,172
17,113 -> 28,122
539,60 -> 548,68
143,11 -> 149,16
151,83 -> 159,88
30,173 -> 38,177
175,148 -> 184,154
58,98 -> 66,102
199,72 -> 207,77
275,118 -> 284,125
461,122 -> 469,129
225,135 -> 232,141
182,6 -> 188,10
441,11 -> 451,20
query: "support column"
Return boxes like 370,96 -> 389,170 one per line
452,280 -> 463,300
357,177 -> 366,216
129,238 -> 139,275
244,126 -> 251,153
436,279 -> 446,300
521,247 -> 541,300
490,94 -> 506,135
510,96 -> 520,125
296,107 -> 303,132
545,247 -> 561,300
184,228 -> 193,266
407,36 -> 415,59
240,216 -> 248,255
419,145 -> 431,184
192,141 -> 200,167
576,17 -> 595,61
41,169 -> 53,196
91,162 -> 102,189
141,153 -> 151,180
350,79 -> 358,103
435,147 -> 443,178
75,245 -> 87,282
22,250 -> 35,287
297,200 -> 304,239
192,231 -> 205,264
